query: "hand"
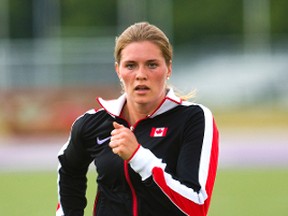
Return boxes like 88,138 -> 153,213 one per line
109,122 -> 139,160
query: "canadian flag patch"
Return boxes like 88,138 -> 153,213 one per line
150,127 -> 168,137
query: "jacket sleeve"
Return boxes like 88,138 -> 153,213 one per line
56,116 -> 94,216
129,105 -> 219,216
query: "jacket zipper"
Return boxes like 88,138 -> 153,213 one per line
123,124 -> 139,216
122,118 -> 147,216
124,161 -> 138,216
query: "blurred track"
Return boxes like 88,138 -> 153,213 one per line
0,130 -> 287,172
220,129 -> 288,168
0,136 -> 66,172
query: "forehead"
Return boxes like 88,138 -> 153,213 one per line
121,41 -> 163,62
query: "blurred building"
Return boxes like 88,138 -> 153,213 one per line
0,0 -> 287,135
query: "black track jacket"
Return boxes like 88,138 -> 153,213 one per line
56,89 -> 219,216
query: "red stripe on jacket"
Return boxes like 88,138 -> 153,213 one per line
152,119 -> 219,216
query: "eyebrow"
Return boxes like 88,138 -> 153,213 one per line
122,59 -> 159,64
147,59 -> 158,62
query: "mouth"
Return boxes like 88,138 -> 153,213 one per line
134,85 -> 150,93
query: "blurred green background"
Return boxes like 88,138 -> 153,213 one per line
0,0 -> 288,215
1,170 -> 288,216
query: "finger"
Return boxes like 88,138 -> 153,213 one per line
113,122 -> 124,129
109,138 -> 118,148
109,140 -> 114,148
112,147 -> 118,154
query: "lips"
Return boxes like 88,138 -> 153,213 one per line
134,85 -> 150,91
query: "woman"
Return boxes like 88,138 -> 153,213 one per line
56,22 -> 219,216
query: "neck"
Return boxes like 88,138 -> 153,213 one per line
121,89 -> 169,125
121,102 -> 153,126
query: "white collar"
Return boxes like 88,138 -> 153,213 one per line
96,88 -> 182,118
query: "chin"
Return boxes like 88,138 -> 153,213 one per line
134,98 -> 150,105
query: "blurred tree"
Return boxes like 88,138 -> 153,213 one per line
270,0 -> 288,35
5,0 -> 288,44
9,0 -> 33,38
60,0 -> 117,36
0,0 -> 10,38
33,0 -> 61,38
173,0 -> 243,44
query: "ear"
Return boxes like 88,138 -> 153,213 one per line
115,62 -> 121,79
167,60 -> 172,78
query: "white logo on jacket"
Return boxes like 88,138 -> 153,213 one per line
96,136 -> 111,145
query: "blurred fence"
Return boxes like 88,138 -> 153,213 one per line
172,45 -> 288,108
0,37 -> 117,89
1,38 -> 288,99
0,37 -> 122,135
0,37 -> 288,135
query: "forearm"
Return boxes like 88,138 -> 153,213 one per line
57,163 -> 88,216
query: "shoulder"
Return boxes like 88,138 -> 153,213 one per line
71,108 -> 109,133
179,101 -> 213,118
180,102 -> 218,137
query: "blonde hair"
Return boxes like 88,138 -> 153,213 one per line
172,86 -> 197,101
114,22 -> 196,101
114,22 -> 172,65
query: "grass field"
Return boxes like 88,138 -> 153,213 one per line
1,169 -> 287,216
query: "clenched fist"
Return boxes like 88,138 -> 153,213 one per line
109,122 -> 140,160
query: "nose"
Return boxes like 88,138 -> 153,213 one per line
136,66 -> 147,80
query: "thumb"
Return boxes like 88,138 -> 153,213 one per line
113,121 -> 124,129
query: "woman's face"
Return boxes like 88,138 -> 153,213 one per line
115,41 -> 172,108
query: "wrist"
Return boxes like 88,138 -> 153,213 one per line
126,143 -> 141,162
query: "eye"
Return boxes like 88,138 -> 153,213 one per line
125,63 -> 135,70
148,62 -> 158,69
